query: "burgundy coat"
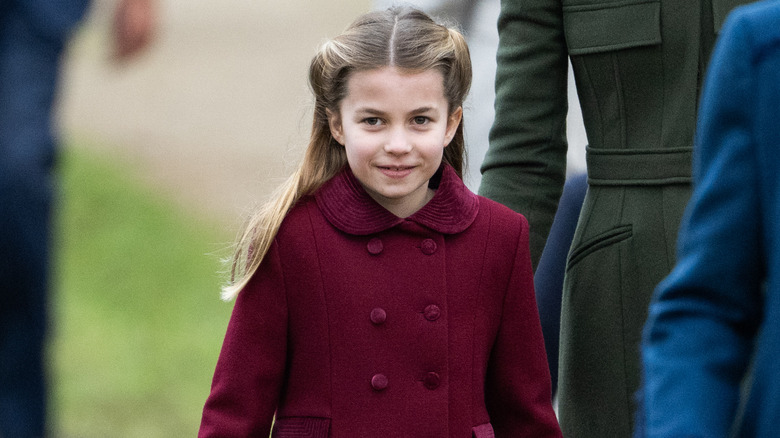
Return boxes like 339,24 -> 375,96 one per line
199,165 -> 561,437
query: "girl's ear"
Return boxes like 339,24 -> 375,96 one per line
444,106 -> 463,147
326,109 -> 345,145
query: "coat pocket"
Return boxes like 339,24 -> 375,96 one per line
271,417 -> 330,438
472,422 -> 495,438
566,224 -> 632,270
563,1 -> 661,55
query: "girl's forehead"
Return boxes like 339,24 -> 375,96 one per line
342,67 -> 447,108
348,66 -> 444,87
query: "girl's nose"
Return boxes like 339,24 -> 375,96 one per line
384,128 -> 412,154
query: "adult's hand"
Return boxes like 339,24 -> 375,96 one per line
112,0 -> 156,61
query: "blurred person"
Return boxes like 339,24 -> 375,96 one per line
478,0 -> 754,435
0,0 -> 155,436
639,1 -> 780,436
199,7 -> 561,437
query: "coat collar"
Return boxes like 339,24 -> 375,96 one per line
314,164 -> 479,235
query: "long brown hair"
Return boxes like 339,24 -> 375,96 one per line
223,6 -> 472,300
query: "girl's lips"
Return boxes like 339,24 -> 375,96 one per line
377,165 -> 414,178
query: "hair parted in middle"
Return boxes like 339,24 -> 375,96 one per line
223,6 -> 473,300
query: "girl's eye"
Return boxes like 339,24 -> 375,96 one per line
413,116 -> 429,125
364,117 -> 381,126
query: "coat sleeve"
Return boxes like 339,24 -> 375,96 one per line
478,0 -> 569,269
199,240 -> 288,437
485,214 -> 562,437
639,10 -> 764,437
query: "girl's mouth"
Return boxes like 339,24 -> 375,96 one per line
378,165 -> 414,178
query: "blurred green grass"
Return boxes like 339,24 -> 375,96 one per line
50,145 -> 234,437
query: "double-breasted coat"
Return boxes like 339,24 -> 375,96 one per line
199,165 -> 562,437
479,0 -> 753,435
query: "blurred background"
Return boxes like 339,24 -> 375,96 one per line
49,0 -> 585,436
60,0 -> 371,227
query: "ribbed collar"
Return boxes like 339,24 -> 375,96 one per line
315,164 -> 479,235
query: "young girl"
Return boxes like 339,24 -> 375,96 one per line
199,7 -> 561,437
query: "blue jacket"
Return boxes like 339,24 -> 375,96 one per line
10,0 -> 89,40
640,1 -> 780,436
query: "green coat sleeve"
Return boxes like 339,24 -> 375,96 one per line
478,0 -> 570,269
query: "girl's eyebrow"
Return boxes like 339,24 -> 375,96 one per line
355,107 -> 386,115
356,106 -> 437,115
410,106 -> 436,114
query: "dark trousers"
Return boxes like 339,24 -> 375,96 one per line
0,4 -> 64,436
534,172 -> 588,396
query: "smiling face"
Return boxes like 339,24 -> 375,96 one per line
327,66 -> 462,218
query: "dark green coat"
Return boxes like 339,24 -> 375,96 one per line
479,0 -> 752,436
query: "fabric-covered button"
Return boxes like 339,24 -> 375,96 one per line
423,372 -> 440,390
367,238 -> 384,255
423,304 -> 441,321
370,307 -> 387,325
371,373 -> 388,391
420,238 -> 437,255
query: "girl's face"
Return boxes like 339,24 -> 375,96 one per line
328,66 -> 462,218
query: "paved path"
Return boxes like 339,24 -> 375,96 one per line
59,0 -> 371,228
